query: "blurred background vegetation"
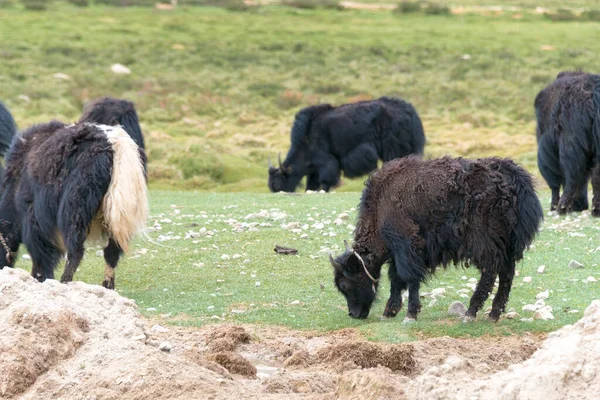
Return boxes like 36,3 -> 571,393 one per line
2,0 -> 600,191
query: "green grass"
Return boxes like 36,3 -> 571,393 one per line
13,190 -> 600,342
2,4 -> 600,190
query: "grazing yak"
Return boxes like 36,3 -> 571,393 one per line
268,97 -> 425,193
330,156 -> 542,322
0,121 -> 148,289
535,70 -> 600,215
80,97 -> 145,150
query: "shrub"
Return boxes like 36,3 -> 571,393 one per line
394,1 -> 421,14
582,9 -> 600,21
282,0 -> 341,10
544,9 -> 578,22
21,0 -> 52,10
67,0 -> 89,6
424,3 -> 450,15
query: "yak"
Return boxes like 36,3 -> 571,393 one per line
329,156 -> 542,322
0,121 -> 148,289
535,70 -> 600,216
268,97 -> 425,193
80,97 -> 145,150
0,100 -> 18,183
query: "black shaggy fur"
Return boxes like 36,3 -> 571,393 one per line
0,100 -> 18,184
0,122 -> 146,288
80,97 -> 145,150
268,97 -> 425,192
330,156 -> 543,322
535,70 -> 600,215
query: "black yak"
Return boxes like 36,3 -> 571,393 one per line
0,121 -> 148,289
535,70 -> 600,215
268,97 -> 425,193
80,97 -> 145,150
0,100 -> 18,183
0,100 -> 17,155
330,156 -> 542,322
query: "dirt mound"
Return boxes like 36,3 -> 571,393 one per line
409,300 -> 600,399
9,266 -> 600,400
205,352 -> 257,378
206,325 -> 252,352
317,341 -> 416,374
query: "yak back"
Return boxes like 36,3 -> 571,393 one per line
0,101 -> 17,156
355,156 -> 527,269
3,121 -> 66,186
26,123 -> 112,185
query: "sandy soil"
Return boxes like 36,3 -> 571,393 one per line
2,267 -> 597,400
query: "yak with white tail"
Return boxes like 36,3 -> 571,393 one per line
0,121 -> 148,289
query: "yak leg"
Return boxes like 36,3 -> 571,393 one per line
464,268 -> 497,322
60,234 -> 85,284
405,282 -> 422,321
592,164 -> 600,217
488,264 -> 515,322
102,238 -> 123,290
313,153 -> 340,192
305,171 -> 320,191
537,135 -> 562,211
558,138 -> 590,214
22,211 -> 61,282
383,260 -> 407,318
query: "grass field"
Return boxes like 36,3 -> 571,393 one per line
13,190 -> 600,342
3,4 -> 600,191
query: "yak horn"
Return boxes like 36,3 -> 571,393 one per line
329,254 -> 343,272
344,240 -> 351,252
278,152 -> 283,169
268,156 -> 273,168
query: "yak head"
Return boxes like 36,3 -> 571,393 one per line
330,241 -> 378,319
267,153 -> 294,192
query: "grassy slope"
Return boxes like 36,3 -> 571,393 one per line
14,190 -> 600,342
3,5 -> 600,191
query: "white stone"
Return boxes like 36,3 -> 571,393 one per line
158,341 -> 172,352
537,265 -> 546,274
587,276 -> 597,283
448,301 -> 467,317
522,304 -> 537,312
536,290 -> 550,300
111,63 -> 131,74
504,311 -> 520,319
523,276 -> 532,283
431,288 -> 446,297
533,308 -> 554,320
569,260 -> 584,269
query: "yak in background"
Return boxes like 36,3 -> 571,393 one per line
0,100 -> 18,183
0,121 -> 148,289
268,97 -> 425,192
80,97 -> 145,150
535,70 -> 600,216
330,156 -> 542,322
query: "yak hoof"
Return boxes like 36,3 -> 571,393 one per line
462,315 -> 476,323
487,314 -> 500,323
402,317 -> 417,324
102,278 -> 115,290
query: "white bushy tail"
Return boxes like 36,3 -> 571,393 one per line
100,125 -> 148,253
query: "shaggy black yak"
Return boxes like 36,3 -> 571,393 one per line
80,97 -> 145,150
0,122 -> 148,289
535,70 -> 600,215
0,100 -> 18,183
268,97 -> 425,192
330,156 -> 542,322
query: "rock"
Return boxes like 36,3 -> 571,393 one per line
533,308 -> 554,320
569,260 -> 584,269
537,265 -> 546,274
522,304 -> 537,312
96,250 -> 104,257
431,288 -> 446,297
21,254 -> 31,260
534,299 -> 546,309
290,300 -> 300,305
428,299 -> 437,308
111,63 -> 132,74
520,317 -> 534,322
448,301 -> 467,317
536,290 -> 550,300
338,213 -> 349,220
232,254 -> 242,259
283,222 -> 300,230
151,324 -> 169,333
523,276 -> 532,283
158,341 -> 172,352
311,222 -> 324,230
504,311 -> 520,319
53,72 -> 71,80
221,254 -> 230,260
255,282 -> 261,287
587,276 -> 597,283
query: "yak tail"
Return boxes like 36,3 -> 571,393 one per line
101,126 -> 149,253
509,162 -> 544,261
